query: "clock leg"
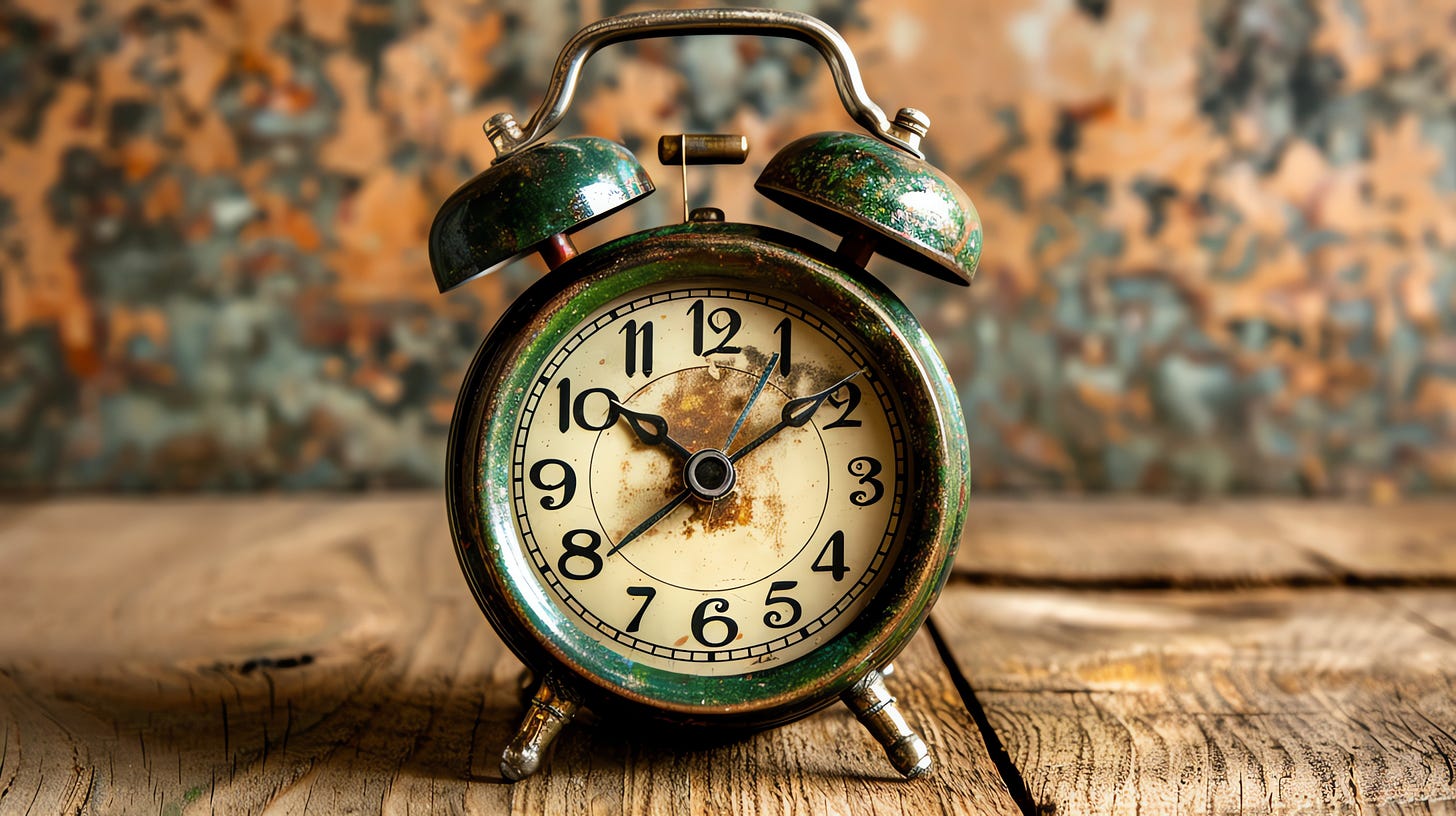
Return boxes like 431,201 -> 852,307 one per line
842,668 -> 933,779
501,674 -> 579,781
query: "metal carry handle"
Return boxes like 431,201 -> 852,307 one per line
484,7 -> 927,161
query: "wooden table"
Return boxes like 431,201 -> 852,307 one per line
1,496 -> 1453,814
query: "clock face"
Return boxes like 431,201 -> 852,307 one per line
449,224 -> 967,718
510,282 -> 907,676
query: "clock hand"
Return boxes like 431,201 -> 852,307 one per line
709,353 -> 780,531
723,352 -> 779,451
606,489 -> 690,556
611,361 -> 855,558
607,355 -> 773,556
609,399 -> 693,461
729,369 -> 865,464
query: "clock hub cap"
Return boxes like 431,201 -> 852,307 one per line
683,448 -> 736,501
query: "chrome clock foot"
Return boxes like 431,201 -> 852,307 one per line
501,675 -> 579,781
842,669 -> 932,779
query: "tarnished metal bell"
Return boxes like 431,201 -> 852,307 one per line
429,136 -> 654,292
756,117 -> 981,286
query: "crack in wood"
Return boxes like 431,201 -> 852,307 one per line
950,570 -> 1456,592
926,617 -> 1037,816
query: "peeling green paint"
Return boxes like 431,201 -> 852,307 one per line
757,131 -> 981,285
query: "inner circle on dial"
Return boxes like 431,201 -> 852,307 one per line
589,365 -> 830,593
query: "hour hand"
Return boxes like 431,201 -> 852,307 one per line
610,400 -> 693,460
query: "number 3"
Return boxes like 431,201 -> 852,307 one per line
848,456 -> 883,506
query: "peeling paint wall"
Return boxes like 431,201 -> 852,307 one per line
1,0 -> 1453,495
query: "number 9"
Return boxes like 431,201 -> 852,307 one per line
529,459 -> 576,509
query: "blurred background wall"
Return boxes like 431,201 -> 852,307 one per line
0,0 -> 1453,495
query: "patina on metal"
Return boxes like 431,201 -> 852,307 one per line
427,136 -> 654,292
432,4 -> 977,783
757,129 -> 982,286
484,8 -> 925,160
445,222 -> 968,775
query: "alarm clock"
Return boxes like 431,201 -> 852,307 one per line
428,8 -> 980,780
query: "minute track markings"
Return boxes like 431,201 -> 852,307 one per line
511,285 -> 908,665
519,383 -> 900,654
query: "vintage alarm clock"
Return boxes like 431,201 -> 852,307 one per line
428,8 -> 980,780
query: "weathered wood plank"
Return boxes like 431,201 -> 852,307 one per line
1262,503 -> 1456,583
509,630 -> 1020,815
0,496 -> 1015,814
931,584 -> 1456,815
956,499 -> 1322,586
1380,802 -> 1456,815
0,496 -> 518,815
957,498 -> 1456,586
0,501 -> 38,532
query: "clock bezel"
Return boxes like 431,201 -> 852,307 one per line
447,222 -> 968,729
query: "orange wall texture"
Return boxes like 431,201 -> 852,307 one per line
1,0 -> 1454,494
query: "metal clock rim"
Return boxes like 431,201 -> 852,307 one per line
445,222 -> 968,728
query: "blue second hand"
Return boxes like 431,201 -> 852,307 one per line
609,352 -> 782,557
724,352 -> 779,453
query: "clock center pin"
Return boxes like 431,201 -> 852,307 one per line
683,448 -> 736,501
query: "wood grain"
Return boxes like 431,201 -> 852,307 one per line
957,498 -> 1456,587
0,496 -> 1016,815
931,584 -> 1456,815
0,496 -> 519,815
508,630 -> 1019,816
1260,503 -> 1456,583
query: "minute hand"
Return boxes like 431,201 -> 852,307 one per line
729,370 -> 864,463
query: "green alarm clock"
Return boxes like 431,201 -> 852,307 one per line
428,8 -> 980,781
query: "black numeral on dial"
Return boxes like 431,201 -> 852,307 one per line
773,318 -> 792,376
688,300 -> 742,356
556,378 -> 619,432
812,530 -> 849,581
823,381 -> 863,429
849,456 -> 884,506
528,459 -> 576,509
690,598 -> 739,647
557,529 -> 603,580
619,319 -> 653,377
762,581 -> 802,629
625,586 -> 656,633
